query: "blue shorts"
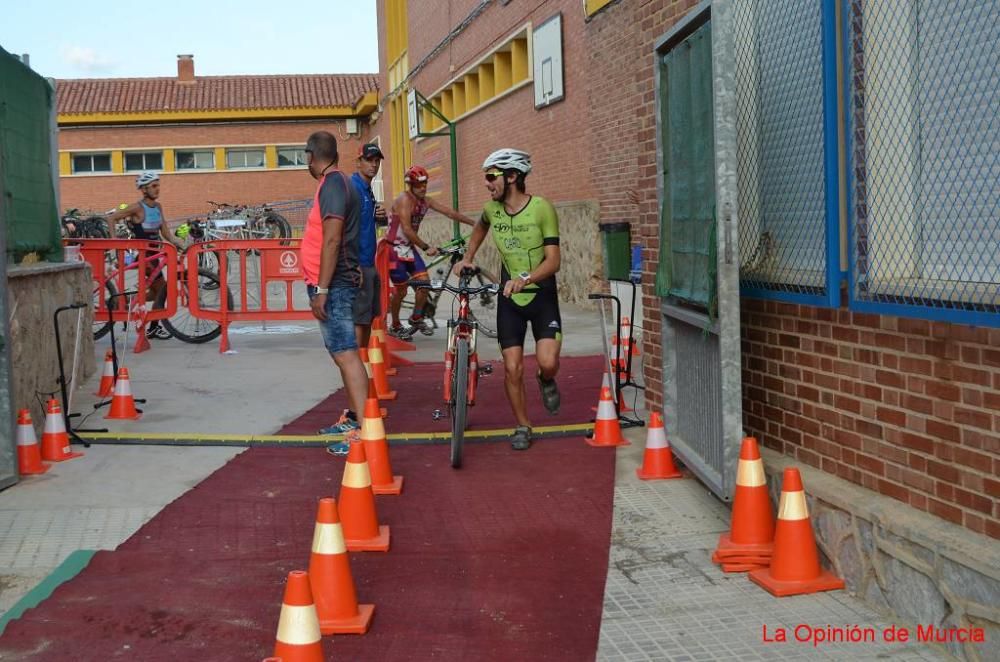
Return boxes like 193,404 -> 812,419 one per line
307,285 -> 359,354
389,250 -> 428,284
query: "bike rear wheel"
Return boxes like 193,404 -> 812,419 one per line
450,337 -> 470,468
157,268 -> 234,343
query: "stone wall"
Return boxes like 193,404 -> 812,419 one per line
763,449 -> 999,662
412,199 -> 602,307
7,263 -> 96,436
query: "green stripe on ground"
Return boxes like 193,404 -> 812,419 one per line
0,549 -> 96,635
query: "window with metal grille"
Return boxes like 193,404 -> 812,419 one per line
277,147 -> 307,167
124,151 -> 163,172
226,148 -> 265,169
175,150 -> 215,170
72,152 -> 111,174
847,0 -> 999,323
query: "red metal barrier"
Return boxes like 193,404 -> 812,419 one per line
185,239 -> 312,352
72,239 -> 179,351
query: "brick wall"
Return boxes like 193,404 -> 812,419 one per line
58,120 -> 374,219
741,299 -> 1000,540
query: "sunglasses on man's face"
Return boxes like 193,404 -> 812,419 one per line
485,171 -> 505,182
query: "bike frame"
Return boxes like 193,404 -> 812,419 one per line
442,282 -> 480,407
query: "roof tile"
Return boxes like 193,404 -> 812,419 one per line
55,73 -> 379,114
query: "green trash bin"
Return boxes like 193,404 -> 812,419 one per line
599,222 -> 631,281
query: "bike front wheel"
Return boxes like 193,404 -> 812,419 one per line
449,337 -> 470,468
465,271 -> 498,339
157,268 -> 234,343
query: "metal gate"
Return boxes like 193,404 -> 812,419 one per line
0,163 -> 19,490
654,0 -> 742,500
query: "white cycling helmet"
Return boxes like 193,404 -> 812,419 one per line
482,148 -> 532,175
135,171 -> 160,188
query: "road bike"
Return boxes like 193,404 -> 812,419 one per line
412,270 -> 499,468
398,236 -> 499,339
205,200 -> 292,240
91,241 -> 233,343
61,209 -> 110,239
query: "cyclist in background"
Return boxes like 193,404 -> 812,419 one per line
386,165 -> 476,339
105,171 -> 185,339
455,149 -> 562,451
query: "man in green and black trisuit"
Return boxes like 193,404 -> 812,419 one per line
456,148 -> 562,450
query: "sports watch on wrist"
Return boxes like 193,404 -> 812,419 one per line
519,271 -> 531,283
315,286 -> 329,294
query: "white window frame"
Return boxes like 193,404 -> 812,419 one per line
225,148 -> 266,170
124,151 -> 163,172
175,150 -> 215,171
71,152 -> 112,174
277,146 -> 308,168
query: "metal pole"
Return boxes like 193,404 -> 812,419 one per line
449,122 -> 460,240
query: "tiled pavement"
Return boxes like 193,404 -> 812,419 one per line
597,428 -> 949,661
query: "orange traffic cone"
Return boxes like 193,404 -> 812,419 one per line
635,412 -> 682,480
94,350 -> 116,397
592,369 -> 632,414
16,409 -> 50,475
362,353 -> 389,418
104,367 -> 141,420
40,399 -> 84,462
749,467 -> 845,596
713,437 -> 775,562
338,440 -> 390,551
361,397 -> 402,495
308,497 -> 375,634
613,317 -> 641,357
272,570 -> 323,662
586,387 -> 628,447
368,338 -> 397,401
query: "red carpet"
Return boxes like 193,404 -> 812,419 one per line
0,439 -> 616,659
280,354 -> 606,435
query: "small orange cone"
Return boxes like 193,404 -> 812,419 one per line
635,412 -> 682,480
16,409 -> 50,475
104,367 -> 141,420
361,398 -> 402,495
94,350 -> 116,397
749,468 -> 845,596
586,387 -> 628,447
40,399 -> 84,462
368,338 -> 397,401
362,354 -> 389,418
713,437 -> 774,562
272,570 -> 324,662
592,369 -> 633,414
338,440 -> 390,552
308,498 -> 375,634
612,317 -> 641,357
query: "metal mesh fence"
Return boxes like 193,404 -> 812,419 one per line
847,0 -> 1000,319
734,0 -> 836,303
0,49 -> 61,262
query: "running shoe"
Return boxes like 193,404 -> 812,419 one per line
388,325 -> 415,341
537,371 -> 561,415
319,409 -> 360,435
145,324 -> 172,340
510,425 -> 533,451
409,316 -> 434,337
325,429 -> 360,456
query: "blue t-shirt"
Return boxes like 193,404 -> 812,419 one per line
351,172 -> 377,267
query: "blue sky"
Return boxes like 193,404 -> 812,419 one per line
0,0 -> 380,79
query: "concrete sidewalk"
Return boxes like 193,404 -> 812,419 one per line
0,303 -> 952,659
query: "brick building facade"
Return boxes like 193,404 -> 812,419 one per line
55,56 -> 380,221
375,1 -> 998,542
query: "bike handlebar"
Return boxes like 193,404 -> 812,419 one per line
409,277 -> 499,297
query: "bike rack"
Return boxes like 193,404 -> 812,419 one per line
54,303 -> 98,447
588,280 -> 645,429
